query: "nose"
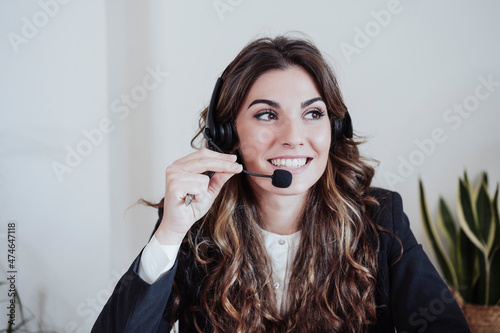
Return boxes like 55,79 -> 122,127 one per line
280,118 -> 304,148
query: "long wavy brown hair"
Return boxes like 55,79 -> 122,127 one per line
159,35 -> 382,332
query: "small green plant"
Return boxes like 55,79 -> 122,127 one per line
0,280 -> 24,333
419,171 -> 500,305
1,276 -> 58,333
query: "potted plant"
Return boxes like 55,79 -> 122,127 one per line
419,171 -> 500,332
0,277 -> 58,333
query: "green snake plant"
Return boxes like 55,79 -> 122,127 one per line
419,171 -> 500,305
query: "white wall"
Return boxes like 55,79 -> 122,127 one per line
0,0 -> 111,331
0,0 -> 499,331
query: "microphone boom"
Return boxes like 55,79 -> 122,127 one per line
185,169 -> 292,206
242,169 -> 292,188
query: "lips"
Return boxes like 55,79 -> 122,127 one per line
269,157 -> 308,168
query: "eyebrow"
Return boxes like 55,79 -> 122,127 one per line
248,99 -> 280,109
301,97 -> 323,108
247,97 -> 324,110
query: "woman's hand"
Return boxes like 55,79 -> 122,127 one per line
154,148 -> 242,245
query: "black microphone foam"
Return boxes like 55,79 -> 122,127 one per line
241,169 -> 293,188
271,169 -> 292,188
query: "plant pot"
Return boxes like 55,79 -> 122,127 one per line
462,303 -> 500,333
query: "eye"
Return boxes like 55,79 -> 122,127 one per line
254,110 -> 277,121
304,109 -> 326,120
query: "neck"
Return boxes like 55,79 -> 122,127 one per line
254,190 -> 307,235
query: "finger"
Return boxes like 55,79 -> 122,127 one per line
207,171 -> 239,199
177,169 -> 241,205
165,171 -> 210,200
177,157 -> 242,175
174,169 -> 240,206
169,148 -> 240,175
174,148 -> 237,165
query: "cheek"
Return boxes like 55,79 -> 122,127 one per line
238,127 -> 275,157
312,125 -> 332,156
254,127 -> 275,146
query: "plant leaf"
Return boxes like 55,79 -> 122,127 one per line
481,171 -> 489,188
490,248 -> 500,305
463,170 -> 471,189
419,179 -> 458,288
455,229 -> 478,302
457,179 -> 486,252
437,197 -> 457,252
14,288 -> 25,321
490,183 -> 500,305
476,252 -> 491,304
476,181 -> 494,253
491,184 -> 500,255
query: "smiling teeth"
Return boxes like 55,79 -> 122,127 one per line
270,158 -> 307,168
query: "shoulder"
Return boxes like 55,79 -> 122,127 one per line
366,187 -> 417,260
367,187 -> 406,231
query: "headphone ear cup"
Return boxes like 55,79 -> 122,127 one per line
205,76 -> 237,153
332,118 -> 343,141
343,111 -> 353,138
331,111 -> 353,142
216,122 -> 235,152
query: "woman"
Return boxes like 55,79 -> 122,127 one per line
92,35 -> 470,332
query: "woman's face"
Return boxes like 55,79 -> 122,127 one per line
235,66 -> 332,197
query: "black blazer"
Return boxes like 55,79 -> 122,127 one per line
92,188 -> 471,332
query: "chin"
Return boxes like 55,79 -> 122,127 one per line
249,176 -> 315,197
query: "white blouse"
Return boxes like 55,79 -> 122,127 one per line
139,228 -> 301,311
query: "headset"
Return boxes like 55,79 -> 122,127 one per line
204,74 -> 353,154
